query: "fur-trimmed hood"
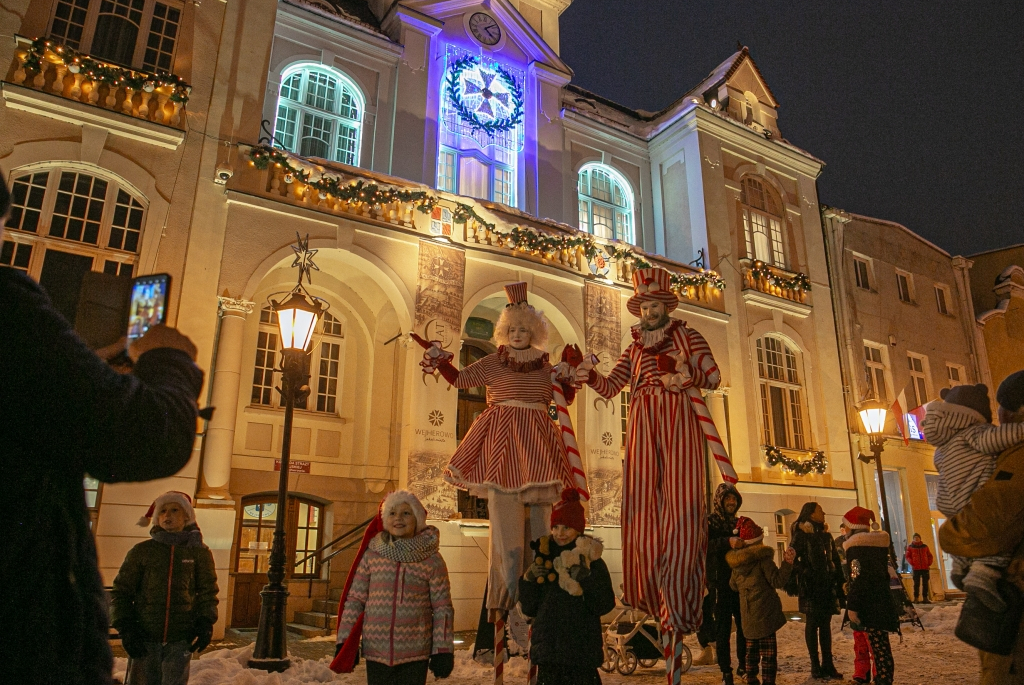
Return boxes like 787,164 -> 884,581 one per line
843,530 -> 890,551
922,399 -> 987,446
726,542 -> 774,568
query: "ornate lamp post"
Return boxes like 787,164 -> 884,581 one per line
249,236 -> 324,672
856,399 -> 898,565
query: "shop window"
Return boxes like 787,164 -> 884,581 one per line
273,65 -> 363,166
48,0 -> 182,72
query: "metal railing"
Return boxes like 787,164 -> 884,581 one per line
294,514 -> 375,601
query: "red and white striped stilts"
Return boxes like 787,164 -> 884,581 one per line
551,370 -> 589,499
662,630 -> 684,685
494,612 -> 507,685
527,625 -> 538,685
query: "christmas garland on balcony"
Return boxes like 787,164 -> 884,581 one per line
494,225 -> 601,261
21,38 -> 192,103
764,445 -> 827,475
445,54 -> 524,136
749,260 -> 812,291
610,246 -> 727,291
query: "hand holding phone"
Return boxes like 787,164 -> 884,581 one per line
129,324 -> 198,362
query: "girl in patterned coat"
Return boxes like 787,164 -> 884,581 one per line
418,282 -> 579,617
333,491 -> 455,685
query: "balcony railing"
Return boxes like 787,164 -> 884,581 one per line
233,144 -> 727,312
7,37 -> 191,128
740,258 -> 811,304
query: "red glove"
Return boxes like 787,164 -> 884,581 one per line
656,353 -> 677,374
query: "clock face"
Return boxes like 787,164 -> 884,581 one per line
469,12 -> 501,46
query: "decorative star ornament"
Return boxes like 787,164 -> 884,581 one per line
291,232 -> 320,285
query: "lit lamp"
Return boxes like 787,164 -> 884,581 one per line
856,399 -> 898,564
249,241 -> 324,672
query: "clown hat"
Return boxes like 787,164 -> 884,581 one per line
733,516 -> 764,544
842,506 -> 879,531
137,491 -> 195,527
626,267 -> 679,318
504,282 -> 529,307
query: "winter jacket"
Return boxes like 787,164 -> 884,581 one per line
707,483 -> 743,591
843,531 -> 899,633
0,268 -> 203,685
940,441 -> 1024,685
904,542 -> 934,571
789,521 -> 845,616
923,399 -> 1024,517
110,525 -> 218,643
518,535 -> 616,669
727,543 -> 792,640
336,527 -> 454,666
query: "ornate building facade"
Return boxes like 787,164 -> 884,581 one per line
2,0 -> 859,635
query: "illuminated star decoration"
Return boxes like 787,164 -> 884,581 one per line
462,67 -> 513,122
290,232 -> 320,285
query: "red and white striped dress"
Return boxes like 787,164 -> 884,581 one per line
444,347 -> 574,501
589,319 -> 721,634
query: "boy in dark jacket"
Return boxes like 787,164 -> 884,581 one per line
842,507 -> 899,685
726,517 -> 795,685
111,492 -> 219,685
519,488 -> 616,685
707,482 -> 746,682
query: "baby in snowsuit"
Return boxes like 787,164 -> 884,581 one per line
923,383 -> 1024,610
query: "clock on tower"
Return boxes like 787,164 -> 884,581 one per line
468,12 -> 502,46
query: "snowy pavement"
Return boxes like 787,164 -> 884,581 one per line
113,605 -> 980,684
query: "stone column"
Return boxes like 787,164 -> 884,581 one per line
198,296 -> 255,499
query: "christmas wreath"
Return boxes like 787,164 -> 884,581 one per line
445,54 -> 524,136
764,445 -> 827,475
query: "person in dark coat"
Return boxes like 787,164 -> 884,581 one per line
519,488 -> 616,685
0,178 -> 205,685
111,492 -> 218,685
707,482 -> 746,684
842,507 -> 899,685
788,502 -> 845,680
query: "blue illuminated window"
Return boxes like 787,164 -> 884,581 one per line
578,163 -> 635,244
273,65 -> 363,166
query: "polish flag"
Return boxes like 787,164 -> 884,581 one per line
891,389 -> 910,445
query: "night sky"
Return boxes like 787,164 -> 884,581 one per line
559,1 -> 1023,257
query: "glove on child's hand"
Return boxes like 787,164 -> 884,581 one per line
524,557 -> 549,582
429,652 -> 455,679
568,557 -> 591,583
190,620 -> 214,653
119,625 -> 148,659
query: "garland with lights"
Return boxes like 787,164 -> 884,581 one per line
748,260 -> 812,291
764,445 -> 827,475
246,145 -> 726,294
21,38 -> 192,103
446,54 -> 524,136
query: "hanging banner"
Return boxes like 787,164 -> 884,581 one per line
584,281 -> 623,527
414,239 -> 465,351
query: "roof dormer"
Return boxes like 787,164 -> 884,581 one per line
690,46 -> 781,139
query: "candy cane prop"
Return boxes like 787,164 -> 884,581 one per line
494,612 -> 507,685
551,368 -> 589,500
527,625 -> 538,685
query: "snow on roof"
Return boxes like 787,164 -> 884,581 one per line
283,0 -> 386,36
681,46 -> 778,107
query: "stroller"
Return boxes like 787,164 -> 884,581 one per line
601,597 -> 692,676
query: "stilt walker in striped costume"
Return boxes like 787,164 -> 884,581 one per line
415,283 -> 584,683
578,267 -> 736,685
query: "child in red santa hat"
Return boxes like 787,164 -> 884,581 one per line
518,488 -> 616,685
109,491 -> 219,685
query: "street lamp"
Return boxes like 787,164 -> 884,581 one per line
856,399 -> 898,565
248,254 -> 324,671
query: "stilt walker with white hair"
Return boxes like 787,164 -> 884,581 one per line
412,282 -> 586,685
579,266 -> 735,685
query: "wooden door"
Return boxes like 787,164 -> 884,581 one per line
230,574 -> 267,627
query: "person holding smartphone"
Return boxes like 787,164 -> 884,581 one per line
0,178 -> 205,685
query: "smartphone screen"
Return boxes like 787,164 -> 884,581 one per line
127,274 -> 171,342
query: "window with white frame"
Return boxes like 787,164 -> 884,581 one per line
4,166 -> 146,319
742,177 -> 786,267
273,65 -> 364,166
577,163 -> 635,244
48,0 -> 183,72
864,344 -> 889,404
251,308 -> 344,414
853,257 -> 871,290
908,354 -> 929,408
934,284 -> 951,315
946,363 -> 965,388
756,336 -> 807,450
896,270 -> 914,303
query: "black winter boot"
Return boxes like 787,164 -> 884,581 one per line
809,653 -> 822,679
721,672 -> 734,685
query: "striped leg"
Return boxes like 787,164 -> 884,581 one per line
494,612 -> 507,685
527,625 -> 537,685
661,629 -> 684,685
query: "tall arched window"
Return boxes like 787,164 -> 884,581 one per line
578,163 -> 635,244
273,64 -> 364,166
741,177 -> 785,267
756,335 -> 806,449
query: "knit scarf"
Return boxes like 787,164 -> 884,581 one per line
150,524 -> 204,548
369,526 -> 440,563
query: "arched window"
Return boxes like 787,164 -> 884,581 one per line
741,177 -> 785,267
273,64 -> 364,166
578,163 -> 635,243
3,165 -> 147,322
235,494 -> 324,577
755,335 -> 806,449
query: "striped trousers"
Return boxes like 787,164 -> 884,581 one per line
623,387 -> 707,633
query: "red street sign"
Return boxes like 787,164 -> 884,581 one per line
274,459 -> 311,473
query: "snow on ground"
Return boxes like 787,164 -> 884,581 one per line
113,605 -> 981,684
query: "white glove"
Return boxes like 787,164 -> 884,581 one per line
553,362 -> 574,383
419,342 -> 453,371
